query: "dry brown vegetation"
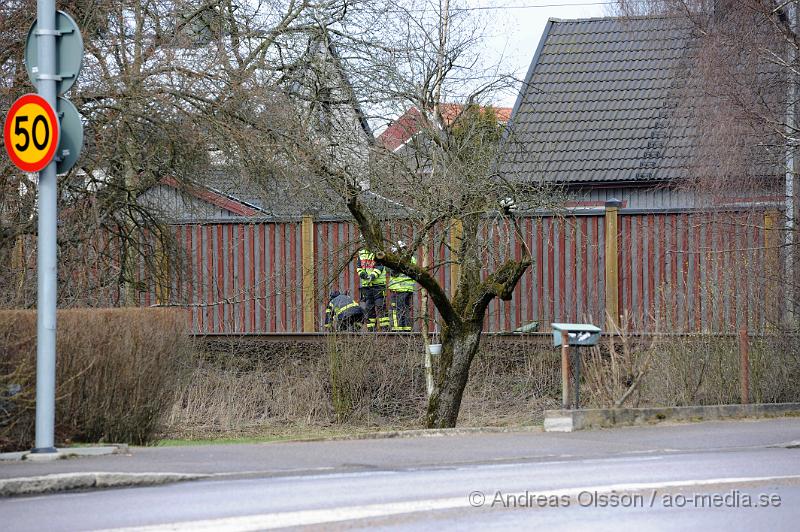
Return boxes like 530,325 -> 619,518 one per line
0,308 -> 190,452
164,332 -> 800,441
582,333 -> 800,409
162,335 -> 563,439
4,318 -> 798,450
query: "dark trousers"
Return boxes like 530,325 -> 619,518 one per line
391,291 -> 413,331
336,310 -> 364,331
360,285 -> 387,330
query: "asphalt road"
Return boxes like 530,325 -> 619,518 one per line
2,419 -> 800,530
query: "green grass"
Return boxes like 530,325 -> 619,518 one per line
152,424 -> 418,447
155,434 -> 301,447
152,419 -> 546,447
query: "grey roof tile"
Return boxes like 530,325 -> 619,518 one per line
499,16 -> 697,184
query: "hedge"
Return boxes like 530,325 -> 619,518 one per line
0,308 -> 189,452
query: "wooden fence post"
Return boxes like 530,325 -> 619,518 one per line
764,210 -> 780,326
604,199 -> 622,332
561,330 -> 571,409
301,213 -> 316,332
738,328 -> 750,405
450,218 -> 462,297
11,235 -> 25,303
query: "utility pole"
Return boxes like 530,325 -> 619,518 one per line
786,1 -> 797,325
33,0 -> 58,453
433,0 -> 450,112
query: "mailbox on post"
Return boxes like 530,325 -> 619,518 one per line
551,323 -> 601,347
551,323 -> 601,410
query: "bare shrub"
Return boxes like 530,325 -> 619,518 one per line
749,335 -> 800,403
165,334 -> 427,437
643,336 -> 739,406
166,334 -> 564,438
460,336 -> 561,425
582,331 -> 800,408
0,309 -> 189,451
165,336 -> 328,438
165,329 -> 800,441
579,275 -> 800,408
326,334 -> 427,424
637,323 -> 800,406
582,329 -> 655,409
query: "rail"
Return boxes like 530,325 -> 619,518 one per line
190,331 -> 792,345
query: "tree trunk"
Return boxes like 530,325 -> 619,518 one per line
425,319 -> 483,428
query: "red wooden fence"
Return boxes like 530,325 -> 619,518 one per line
127,207 -> 779,334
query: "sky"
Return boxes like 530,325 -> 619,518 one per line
471,0 -> 612,107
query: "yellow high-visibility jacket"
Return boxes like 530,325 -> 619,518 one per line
357,249 -> 386,287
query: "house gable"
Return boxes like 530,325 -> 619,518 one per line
138,176 -> 263,221
498,17 -> 696,186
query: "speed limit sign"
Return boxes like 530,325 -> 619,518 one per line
3,93 -> 60,173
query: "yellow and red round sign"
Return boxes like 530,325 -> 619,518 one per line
3,93 -> 60,173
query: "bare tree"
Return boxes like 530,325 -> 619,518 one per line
2,0 -> 548,427
258,0 -> 550,428
1,0 -> 341,306
614,0 -> 799,325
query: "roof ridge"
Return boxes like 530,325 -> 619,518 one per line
548,14 -> 685,24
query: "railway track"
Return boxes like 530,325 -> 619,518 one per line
190,331 -> 780,345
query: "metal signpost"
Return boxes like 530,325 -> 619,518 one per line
2,2 -> 83,453
32,0 -> 60,454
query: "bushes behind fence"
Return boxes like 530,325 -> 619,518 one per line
0,308 -> 190,452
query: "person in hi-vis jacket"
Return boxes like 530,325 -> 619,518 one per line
357,246 -> 389,330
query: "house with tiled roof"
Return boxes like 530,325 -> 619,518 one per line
137,33 -> 379,222
378,104 -> 512,153
497,16 -> 711,209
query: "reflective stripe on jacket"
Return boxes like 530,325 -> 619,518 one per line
334,301 -> 360,316
388,256 -> 417,292
357,249 -> 386,287
325,294 -> 363,327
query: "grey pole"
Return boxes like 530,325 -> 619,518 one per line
32,0 -> 58,453
786,2 -> 797,324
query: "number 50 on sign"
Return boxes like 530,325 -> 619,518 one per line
3,93 -> 60,173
